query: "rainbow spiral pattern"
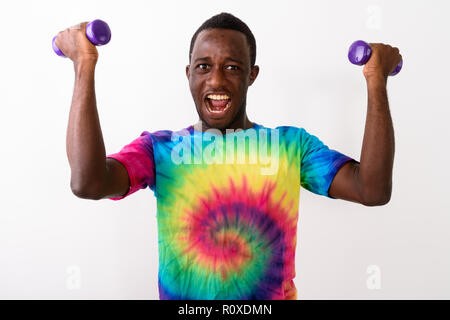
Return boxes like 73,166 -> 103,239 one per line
108,124 -> 354,299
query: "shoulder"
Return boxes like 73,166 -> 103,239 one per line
268,125 -> 309,141
267,125 -> 328,153
142,125 -> 194,144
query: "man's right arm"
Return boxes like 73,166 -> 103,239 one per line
56,22 -> 130,200
67,59 -> 130,200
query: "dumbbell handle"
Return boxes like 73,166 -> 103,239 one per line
52,19 -> 111,57
348,40 -> 402,76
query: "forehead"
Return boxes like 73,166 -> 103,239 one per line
192,28 -> 250,62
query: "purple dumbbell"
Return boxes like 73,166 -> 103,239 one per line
348,40 -> 402,76
52,19 -> 111,57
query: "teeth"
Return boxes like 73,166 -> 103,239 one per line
207,100 -> 231,113
207,94 -> 230,100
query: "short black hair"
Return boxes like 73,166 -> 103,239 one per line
189,12 -> 257,67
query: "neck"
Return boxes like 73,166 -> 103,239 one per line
194,115 -> 254,134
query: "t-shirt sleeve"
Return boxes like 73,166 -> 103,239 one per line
106,131 -> 155,200
299,128 -> 355,198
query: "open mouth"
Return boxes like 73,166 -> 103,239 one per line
205,94 -> 231,117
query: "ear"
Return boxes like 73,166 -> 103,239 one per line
186,65 -> 190,80
248,65 -> 259,86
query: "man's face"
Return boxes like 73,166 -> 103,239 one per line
186,28 -> 259,130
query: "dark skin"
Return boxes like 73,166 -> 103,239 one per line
186,28 -> 259,133
329,44 -> 401,206
56,22 -> 400,205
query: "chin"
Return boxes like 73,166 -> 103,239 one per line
200,110 -> 236,131
200,117 -> 230,130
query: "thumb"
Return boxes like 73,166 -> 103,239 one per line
69,21 -> 89,31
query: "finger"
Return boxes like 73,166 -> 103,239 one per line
368,43 -> 383,51
54,30 -> 64,46
69,21 -> 89,31
79,21 -> 89,30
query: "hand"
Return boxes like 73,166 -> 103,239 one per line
363,43 -> 402,82
53,22 -> 98,64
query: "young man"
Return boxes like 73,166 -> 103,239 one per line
55,12 -> 401,299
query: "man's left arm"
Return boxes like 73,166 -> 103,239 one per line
328,43 -> 402,206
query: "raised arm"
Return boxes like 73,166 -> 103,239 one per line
55,22 -> 130,200
329,43 -> 402,206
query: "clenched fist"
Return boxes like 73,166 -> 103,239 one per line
363,43 -> 402,81
53,22 -> 98,64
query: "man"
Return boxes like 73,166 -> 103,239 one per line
55,12 -> 401,300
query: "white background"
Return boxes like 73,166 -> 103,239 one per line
1,0 -> 449,299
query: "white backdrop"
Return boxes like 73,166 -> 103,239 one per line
1,0 -> 449,299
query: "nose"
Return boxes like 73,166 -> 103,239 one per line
206,65 -> 226,89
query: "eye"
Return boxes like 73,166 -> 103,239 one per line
198,63 -> 209,70
227,65 -> 239,71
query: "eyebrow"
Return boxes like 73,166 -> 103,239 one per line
194,57 -> 244,65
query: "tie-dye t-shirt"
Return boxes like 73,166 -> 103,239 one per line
107,123 -> 354,300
